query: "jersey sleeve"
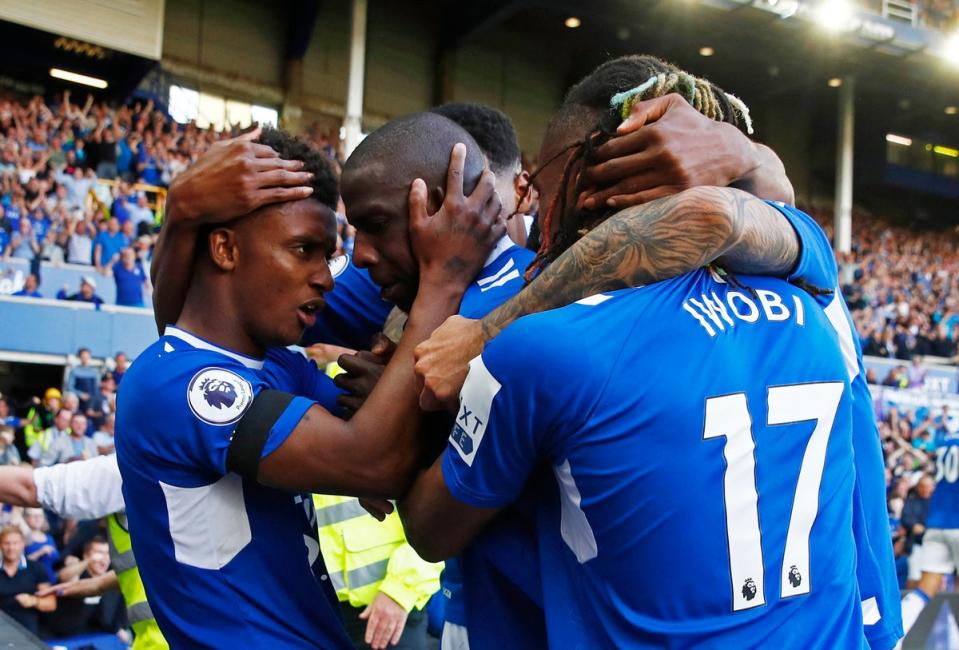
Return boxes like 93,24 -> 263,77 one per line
34,454 -> 125,519
262,348 -> 345,415
441,317 -> 584,509
177,362 -> 314,477
766,202 -> 839,298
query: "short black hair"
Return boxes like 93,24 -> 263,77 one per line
255,127 -> 339,211
342,112 -> 485,197
83,536 -> 109,556
430,102 -> 521,175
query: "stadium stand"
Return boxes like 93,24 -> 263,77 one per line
3,0 -> 959,645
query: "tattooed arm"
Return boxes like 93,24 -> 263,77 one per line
414,186 -> 799,410
480,186 -> 796,340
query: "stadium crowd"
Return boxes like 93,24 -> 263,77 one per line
800,206 -> 959,364
0,92 -> 350,309
0,348 -> 127,645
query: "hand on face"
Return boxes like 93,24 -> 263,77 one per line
408,143 -> 506,292
168,127 -> 314,224
577,93 -> 754,210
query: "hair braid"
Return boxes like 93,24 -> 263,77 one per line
527,55 -> 753,280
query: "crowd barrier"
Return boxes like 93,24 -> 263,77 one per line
864,355 -> 959,393
0,257 -> 119,304
0,295 -> 156,359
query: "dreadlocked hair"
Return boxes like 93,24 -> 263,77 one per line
525,55 -> 752,281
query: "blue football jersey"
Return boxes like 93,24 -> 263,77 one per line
443,270 -> 865,648
926,428 -> 959,529
301,254 -> 393,350
773,203 -> 903,648
116,326 -> 352,650
444,237 -> 544,646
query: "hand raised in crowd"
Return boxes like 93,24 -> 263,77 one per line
408,143 -> 505,291
14,593 -> 40,609
36,573 -> 109,599
414,315 -> 484,413
577,93 -> 762,209
166,127 -> 314,224
359,591 -> 409,650
334,334 -> 396,417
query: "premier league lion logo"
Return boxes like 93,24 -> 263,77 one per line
788,565 -> 802,588
742,578 -> 757,601
188,368 -> 253,425
199,377 -> 238,410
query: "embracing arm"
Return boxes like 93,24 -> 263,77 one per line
480,186 -> 796,340
257,145 -> 504,498
151,130 -> 314,333
731,142 -> 794,206
415,187 -> 798,411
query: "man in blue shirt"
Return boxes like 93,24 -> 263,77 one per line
402,251 -> 863,648
93,217 -> 129,272
899,414 -> 959,637
12,273 -> 41,298
119,127 -> 504,648
112,247 -> 148,307
410,55 -> 900,648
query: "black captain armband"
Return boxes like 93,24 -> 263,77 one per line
226,389 -> 295,480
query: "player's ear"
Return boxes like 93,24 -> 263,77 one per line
514,170 -> 535,214
208,227 -> 239,272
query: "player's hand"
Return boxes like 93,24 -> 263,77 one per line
36,576 -> 100,598
359,592 -> 408,649
166,127 -> 314,225
334,335 -> 397,416
15,593 -> 37,608
304,343 -> 355,367
359,497 -> 395,522
409,143 -> 505,292
414,315 -> 484,412
578,94 -> 755,209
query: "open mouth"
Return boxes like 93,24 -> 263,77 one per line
297,299 -> 325,328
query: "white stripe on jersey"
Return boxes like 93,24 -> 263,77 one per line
477,258 -> 516,287
575,294 -> 614,306
822,290 -> 860,381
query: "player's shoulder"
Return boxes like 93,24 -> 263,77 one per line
121,327 -> 263,424
486,288 -> 642,376
262,346 -> 320,390
462,241 -> 536,318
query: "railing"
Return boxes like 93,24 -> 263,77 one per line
0,295 -> 157,359
88,179 -> 167,224
883,0 -> 918,25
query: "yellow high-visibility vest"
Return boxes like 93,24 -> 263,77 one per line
107,513 -> 168,650
313,494 -> 442,611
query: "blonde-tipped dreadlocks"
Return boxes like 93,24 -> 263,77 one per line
525,55 -> 755,281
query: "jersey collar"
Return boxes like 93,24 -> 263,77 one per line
164,326 -> 265,370
483,235 -> 515,269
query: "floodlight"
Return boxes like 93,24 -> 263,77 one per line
815,0 -> 854,32
699,47 -> 715,56
885,134 -> 912,146
933,145 -> 959,158
944,34 -> 959,65
827,77 -> 843,87
565,16 -> 581,28
49,68 -> 107,89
